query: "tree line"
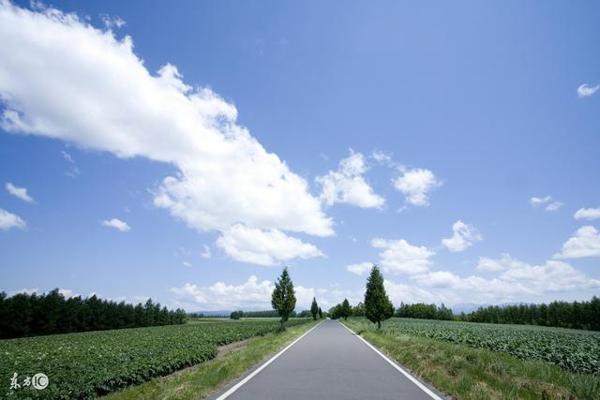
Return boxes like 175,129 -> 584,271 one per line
0,289 -> 187,339
333,296 -> 600,331
461,298 -> 600,330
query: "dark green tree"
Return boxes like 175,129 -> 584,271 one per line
318,307 -> 323,319
341,298 -> 351,320
364,265 -> 394,328
310,297 -> 319,320
271,267 -> 296,330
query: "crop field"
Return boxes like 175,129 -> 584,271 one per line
352,318 -> 600,375
0,319 -> 310,399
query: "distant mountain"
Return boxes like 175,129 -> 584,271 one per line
451,303 -> 489,314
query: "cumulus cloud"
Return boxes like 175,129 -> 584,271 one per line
441,220 -> 482,252
529,195 -> 563,212
476,253 -> 529,272
346,262 -> 373,276
216,224 -> 323,266
574,207 -> 600,221
170,275 -> 332,310
5,182 -> 34,203
554,226 -> 600,259
393,168 -> 441,206
577,83 -> 600,98
316,151 -> 384,209
0,208 -> 26,230
101,218 -> 130,232
0,2 -> 332,265
403,257 -> 600,305
371,238 -> 434,275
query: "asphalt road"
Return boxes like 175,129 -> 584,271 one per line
214,320 -> 441,400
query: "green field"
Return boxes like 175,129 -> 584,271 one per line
344,318 -> 600,399
356,317 -> 600,375
0,318 -> 311,399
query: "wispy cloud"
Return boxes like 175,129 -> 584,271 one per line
0,208 -> 26,230
574,207 -> 600,221
61,150 -> 80,177
577,83 -> 599,98
101,218 -> 131,232
5,182 -> 34,203
529,195 -> 562,212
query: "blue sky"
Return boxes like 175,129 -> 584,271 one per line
1,0 -> 599,311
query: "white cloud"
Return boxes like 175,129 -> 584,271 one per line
170,275 -> 325,310
200,244 -> 212,259
476,253 -> 529,272
371,238 -> 434,275
346,262 -> 373,276
61,150 -> 80,177
58,288 -> 77,298
529,195 -> 563,212
577,83 -> 600,98
100,14 -> 125,29
5,182 -> 34,203
216,224 -> 323,266
182,261 -> 192,267
0,2 -> 332,265
441,220 -> 482,252
530,196 -> 552,206
393,168 -> 441,206
554,226 -> 600,259
101,218 -> 130,232
574,207 -> 600,221
400,257 -> 600,305
316,151 -> 384,209
8,288 -> 38,296
545,201 -> 563,211
413,271 -> 461,288
384,280 -> 445,305
0,208 -> 26,230
371,150 -> 395,167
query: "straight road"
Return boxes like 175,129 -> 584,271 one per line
214,320 -> 442,400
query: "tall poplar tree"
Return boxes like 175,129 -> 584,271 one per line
310,297 -> 319,320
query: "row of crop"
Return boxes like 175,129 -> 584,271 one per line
0,319 -> 310,399
353,318 -> 600,375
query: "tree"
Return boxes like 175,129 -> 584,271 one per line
230,310 -> 243,320
341,298 -> 351,320
364,265 -> 394,328
310,297 -> 319,320
271,267 -> 296,330
318,307 -> 323,319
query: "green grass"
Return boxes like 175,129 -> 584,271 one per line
344,318 -> 600,400
103,320 -> 319,400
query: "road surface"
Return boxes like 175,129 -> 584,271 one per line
214,320 -> 442,400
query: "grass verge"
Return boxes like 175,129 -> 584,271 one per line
343,319 -> 600,400
103,320 -> 318,400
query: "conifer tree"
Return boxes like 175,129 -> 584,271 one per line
364,265 -> 394,328
271,267 -> 296,330
341,298 -> 351,320
310,297 -> 319,320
